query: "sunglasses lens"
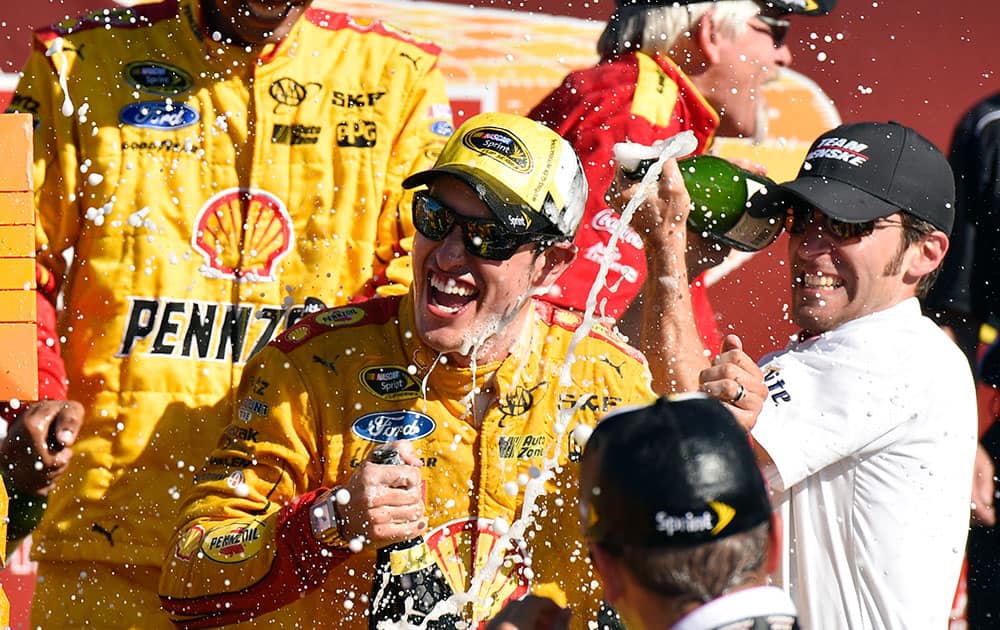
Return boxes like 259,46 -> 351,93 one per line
463,221 -> 519,260
413,192 -> 453,241
828,219 -> 875,240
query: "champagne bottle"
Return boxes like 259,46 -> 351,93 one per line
613,142 -> 783,252
368,448 -> 461,629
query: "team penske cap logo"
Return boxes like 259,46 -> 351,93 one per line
804,136 -> 870,167
192,188 -> 294,282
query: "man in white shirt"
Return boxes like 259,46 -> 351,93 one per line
700,121 -> 978,628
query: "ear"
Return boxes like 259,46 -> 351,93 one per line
692,9 -> 723,65
904,230 -> 948,279
532,242 -> 577,292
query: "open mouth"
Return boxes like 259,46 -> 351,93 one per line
428,271 -> 478,314
799,272 -> 843,290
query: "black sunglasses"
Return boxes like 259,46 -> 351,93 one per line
412,191 -> 558,260
756,15 -> 791,48
785,207 -> 906,241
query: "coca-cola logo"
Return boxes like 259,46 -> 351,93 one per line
119,101 -> 200,130
352,410 -> 436,443
592,209 -> 643,250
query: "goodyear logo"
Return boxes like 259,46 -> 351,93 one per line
463,126 -> 531,173
360,366 -> 421,401
351,410 -> 435,443
124,61 -> 193,96
316,307 -> 365,328
192,188 -> 294,282
336,121 -> 377,148
119,101 -> 200,130
497,435 -> 546,459
202,520 -> 266,564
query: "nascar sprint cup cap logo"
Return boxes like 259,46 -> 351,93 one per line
403,112 -> 587,239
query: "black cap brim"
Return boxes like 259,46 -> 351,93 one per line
749,175 -> 901,224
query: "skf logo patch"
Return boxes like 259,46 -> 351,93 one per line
272,124 -> 321,145
331,91 -> 386,108
192,188 -> 294,282
316,307 -> 365,328
120,101 -> 200,130
360,366 -> 421,401
351,410 -> 436,443
497,435 -> 546,459
336,121 -> 377,147
124,61 -> 193,96
175,525 -> 205,561
805,137 -> 870,167
237,398 -> 269,423
202,520 -> 266,564
462,126 -> 531,173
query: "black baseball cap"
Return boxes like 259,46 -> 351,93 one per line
748,121 -> 956,233
613,0 -> 836,15
581,394 -> 772,549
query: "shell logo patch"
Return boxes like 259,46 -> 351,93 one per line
174,524 -> 205,561
192,188 -> 294,282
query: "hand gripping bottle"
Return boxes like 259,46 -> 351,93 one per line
368,448 -> 461,629
614,141 -> 783,252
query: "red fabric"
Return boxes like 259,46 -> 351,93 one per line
529,52 -> 719,321
691,274 -> 722,357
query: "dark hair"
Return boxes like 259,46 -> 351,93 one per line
602,521 -> 771,605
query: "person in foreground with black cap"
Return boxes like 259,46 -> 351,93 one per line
488,394 -> 795,630
698,121 -> 978,628
159,112 -> 660,628
528,0 -> 835,355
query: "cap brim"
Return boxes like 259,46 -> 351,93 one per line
403,166 -> 553,235
749,175 -> 900,224
758,0 -> 836,16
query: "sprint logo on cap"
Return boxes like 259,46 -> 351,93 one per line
654,501 -> 736,537
805,137 -> 870,167
463,127 -> 532,173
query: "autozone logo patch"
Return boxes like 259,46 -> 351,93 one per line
497,435 -> 547,459
336,121 -> 377,147
351,410 -> 436,443
272,124 -> 321,145
360,366 -> 421,401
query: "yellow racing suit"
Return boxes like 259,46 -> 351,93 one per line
159,294 -> 654,628
7,0 -> 452,591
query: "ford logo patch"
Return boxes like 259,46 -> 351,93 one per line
351,410 -> 436,443
120,101 -> 200,130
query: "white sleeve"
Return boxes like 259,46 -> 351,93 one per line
751,334 -> 915,492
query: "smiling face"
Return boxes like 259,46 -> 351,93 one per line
788,208 -> 920,335
696,13 -> 792,139
203,0 -> 311,46
411,176 -> 574,366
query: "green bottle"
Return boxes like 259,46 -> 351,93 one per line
615,143 -> 783,252
677,155 -> 783,252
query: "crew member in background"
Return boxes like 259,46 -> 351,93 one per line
5,0 -> 452,625
529,0 -> 835,353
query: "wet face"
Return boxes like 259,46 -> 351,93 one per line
203,0 -> 311,46
788,208 -> 918,335
704,14 -> 792,139
411,176 -> 573,367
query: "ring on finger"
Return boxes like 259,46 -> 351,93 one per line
732,383 -> 746,403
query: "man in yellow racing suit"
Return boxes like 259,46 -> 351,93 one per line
5,0 -> 452,625
159,113 -> 661,628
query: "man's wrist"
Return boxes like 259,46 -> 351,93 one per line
309,486 -> 350,548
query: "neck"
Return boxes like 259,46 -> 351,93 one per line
444,302 -> 534,369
